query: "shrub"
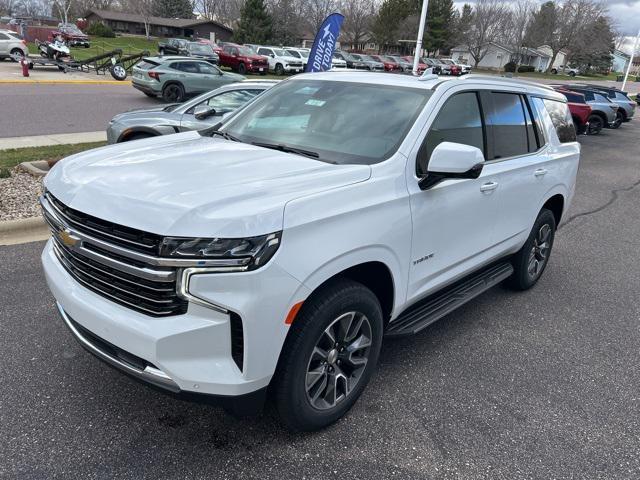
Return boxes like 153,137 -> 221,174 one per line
504,61 -> 516,72
0,167 -> 11,179
86,22 -> 115,38
504,62 -> 536,73
517,65 -> 535,73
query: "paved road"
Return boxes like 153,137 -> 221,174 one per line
1,122 -> 640,479
0,84 -> 157,138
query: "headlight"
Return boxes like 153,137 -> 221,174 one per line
160,232 -> 281,270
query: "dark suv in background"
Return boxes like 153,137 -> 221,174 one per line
158,38 -> 188,55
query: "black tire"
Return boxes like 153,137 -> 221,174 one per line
611,110 -> 623,129
507,209 -> 556,291
110,63 -> 127,81
10,48 -> 24,62
143,92 -> 156,98
162,83 -> 184,103
275,63 -> 284,76
273,278 -> 383,431
587,115 -> 603,135
122,132 -> 154,142
550,68 -> 558,74
569,71 -> 576,77
237,62 -> 246,74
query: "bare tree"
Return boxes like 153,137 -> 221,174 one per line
0,0 -> 17,16
120,0 -> 155,39
71,0 -> 115,17
460,0 -> 509,67
501,0 -> 536,69
53,0 -> 74,24
193,0 -> 243,26
340,0 -> 374,49
301,0 -> 338,34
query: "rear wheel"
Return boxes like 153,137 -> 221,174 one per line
569,71 -> 576,77
273,279 -> 383,431
162,83 -> 184,103
550,68 -> 558,74
507,209 -> 556,291
587,115 -> 603,135
10,48 -> 24,61
143,92 -> 156,98
611,111 -> 623,129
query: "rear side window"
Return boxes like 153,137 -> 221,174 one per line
486,92 -> 529,159
541,99 -> 576,143
0,33 -> 10,40
136,60 -> 159,70
418,91 -> 484,174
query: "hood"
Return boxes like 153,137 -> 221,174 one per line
245,54 -> 267,61
44,131 -> 371,238
110,104 -> 178,123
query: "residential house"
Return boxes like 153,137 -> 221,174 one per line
611,49 -> 631,73
85,9 -> 233,42
451,42 -> 564,71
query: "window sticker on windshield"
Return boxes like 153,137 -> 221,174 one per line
305,99 -> 326,107
294,86 -> 319,95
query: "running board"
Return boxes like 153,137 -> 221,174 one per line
385,262 -> 514,338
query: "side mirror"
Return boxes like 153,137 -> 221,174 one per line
269,53 -> 275,58
194,105 -> 217,120
418,142 -> 484,190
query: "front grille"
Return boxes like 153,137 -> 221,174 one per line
43,191 -> 188,317
52,238 -> 188,317
46,192 -> 163,256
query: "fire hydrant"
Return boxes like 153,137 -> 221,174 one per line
20,58 -> 29,77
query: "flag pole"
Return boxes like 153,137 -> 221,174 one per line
412,0 -> 429,76
621,29 -> 640,92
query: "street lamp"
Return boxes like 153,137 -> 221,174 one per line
412,0 -> 430,76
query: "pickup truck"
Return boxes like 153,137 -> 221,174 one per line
217,43 -> 269,74
41,72 -> 580,432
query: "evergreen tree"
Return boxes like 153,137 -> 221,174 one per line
421,0 -> 456,55
153,0 -> 194,18
234,0 -> 273,44
371,0 -> 412,51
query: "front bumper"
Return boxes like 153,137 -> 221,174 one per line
283,65 -> 304,73
247,64 -> 268,73
42,238 -> 309,398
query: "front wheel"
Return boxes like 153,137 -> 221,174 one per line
507,209 -> 556,291
237,62 -> 246,74
273,279 -> 383,431
274,63 -> 284,75
550,68 -> 558,74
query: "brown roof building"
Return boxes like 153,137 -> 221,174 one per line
85,9 -> 233,41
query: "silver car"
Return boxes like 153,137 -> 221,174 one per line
107,81 -> 276,144
0,29 -> 28,60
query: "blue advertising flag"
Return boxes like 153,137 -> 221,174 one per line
305,13 -> 345,73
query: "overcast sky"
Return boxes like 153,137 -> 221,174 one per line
453,0 -> 640,52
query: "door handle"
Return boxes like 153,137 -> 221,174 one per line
534,168 -> 548,177
480,181 -> 498,192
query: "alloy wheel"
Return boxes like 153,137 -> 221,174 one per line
305,311 -> 372,410
527,224 -> 551,279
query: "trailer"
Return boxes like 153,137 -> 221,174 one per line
18,43 -> 151,81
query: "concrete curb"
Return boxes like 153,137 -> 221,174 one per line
0,131 -> 107,150
18,160 -> 49,177
0,216 -> 50,246
0,79 -> 131,85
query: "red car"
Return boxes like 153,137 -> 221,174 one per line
218,43 -> 268,75
49,23 -> 90,48
554,88 -> 595,135
369,55 -> 399,72
403,56 -> 427,73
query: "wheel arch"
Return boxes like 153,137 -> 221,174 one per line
117,126 -> 165,143
541,193 -> 565,226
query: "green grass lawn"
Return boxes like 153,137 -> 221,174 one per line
0,142 -> 106,172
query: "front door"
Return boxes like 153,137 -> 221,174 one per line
406,90 -> 501,303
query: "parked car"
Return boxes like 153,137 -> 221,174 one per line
158,38 -> 189,56
333,51 -> 367,69
255,46 -> 304,75
184,42 -> 219,64
554,89 -> 594,134
131,56 -> 245,103
550,65 -> 579,76
52,23 -> 89,48
107,81 -> 276,143
218,43 -> 269,74
388,55 -> 413,72
403,56 -> 428,73
42,72 -> 579,431
284,47 -> 308,69
0,29 -> 28,60
573,84 -> 636,123
552,86 -> 619,131
445,58 -> 472,74
438,59 -> 462,76
350,53 -> 384,71
369,54 -> 399,72
422,58 -> 443,75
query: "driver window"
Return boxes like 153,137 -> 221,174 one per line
417,91 -> 484,175
206,89 -> 261,110
198,63 -> 218,75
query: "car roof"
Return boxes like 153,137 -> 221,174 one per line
145,56 -> 208,62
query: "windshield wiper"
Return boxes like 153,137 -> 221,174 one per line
251,141 -> 320,159
209,130 -> 241,142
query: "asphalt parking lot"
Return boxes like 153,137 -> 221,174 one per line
1,121 -> 639,479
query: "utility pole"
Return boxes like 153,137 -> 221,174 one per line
621,29 -> 640,92
412,0 -> 429,76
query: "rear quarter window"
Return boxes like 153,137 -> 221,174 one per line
541,99 -> 576,143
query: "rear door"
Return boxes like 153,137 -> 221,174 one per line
0,32 -> 11,55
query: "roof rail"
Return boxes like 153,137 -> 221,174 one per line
458,74 -> 556,91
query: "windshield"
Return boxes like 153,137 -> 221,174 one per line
383,56 -> 398,63
238,46 -> 255,55
299,50 -> 309,58
350,54 -> 362,61
221,80 -> 432,165
272,48 -> 286,56
189,44 -> 214,54
286,49 -> 301,58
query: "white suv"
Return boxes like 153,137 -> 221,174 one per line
41,72 -> 580,431
256,46 -> 304,75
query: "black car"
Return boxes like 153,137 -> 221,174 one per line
333,51 -> 366,70
158,38 -> 188,55
422,57 -> 443,75
185,42 -> 219,64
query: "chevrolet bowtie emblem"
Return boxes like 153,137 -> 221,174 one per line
58,229 -> 80,248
